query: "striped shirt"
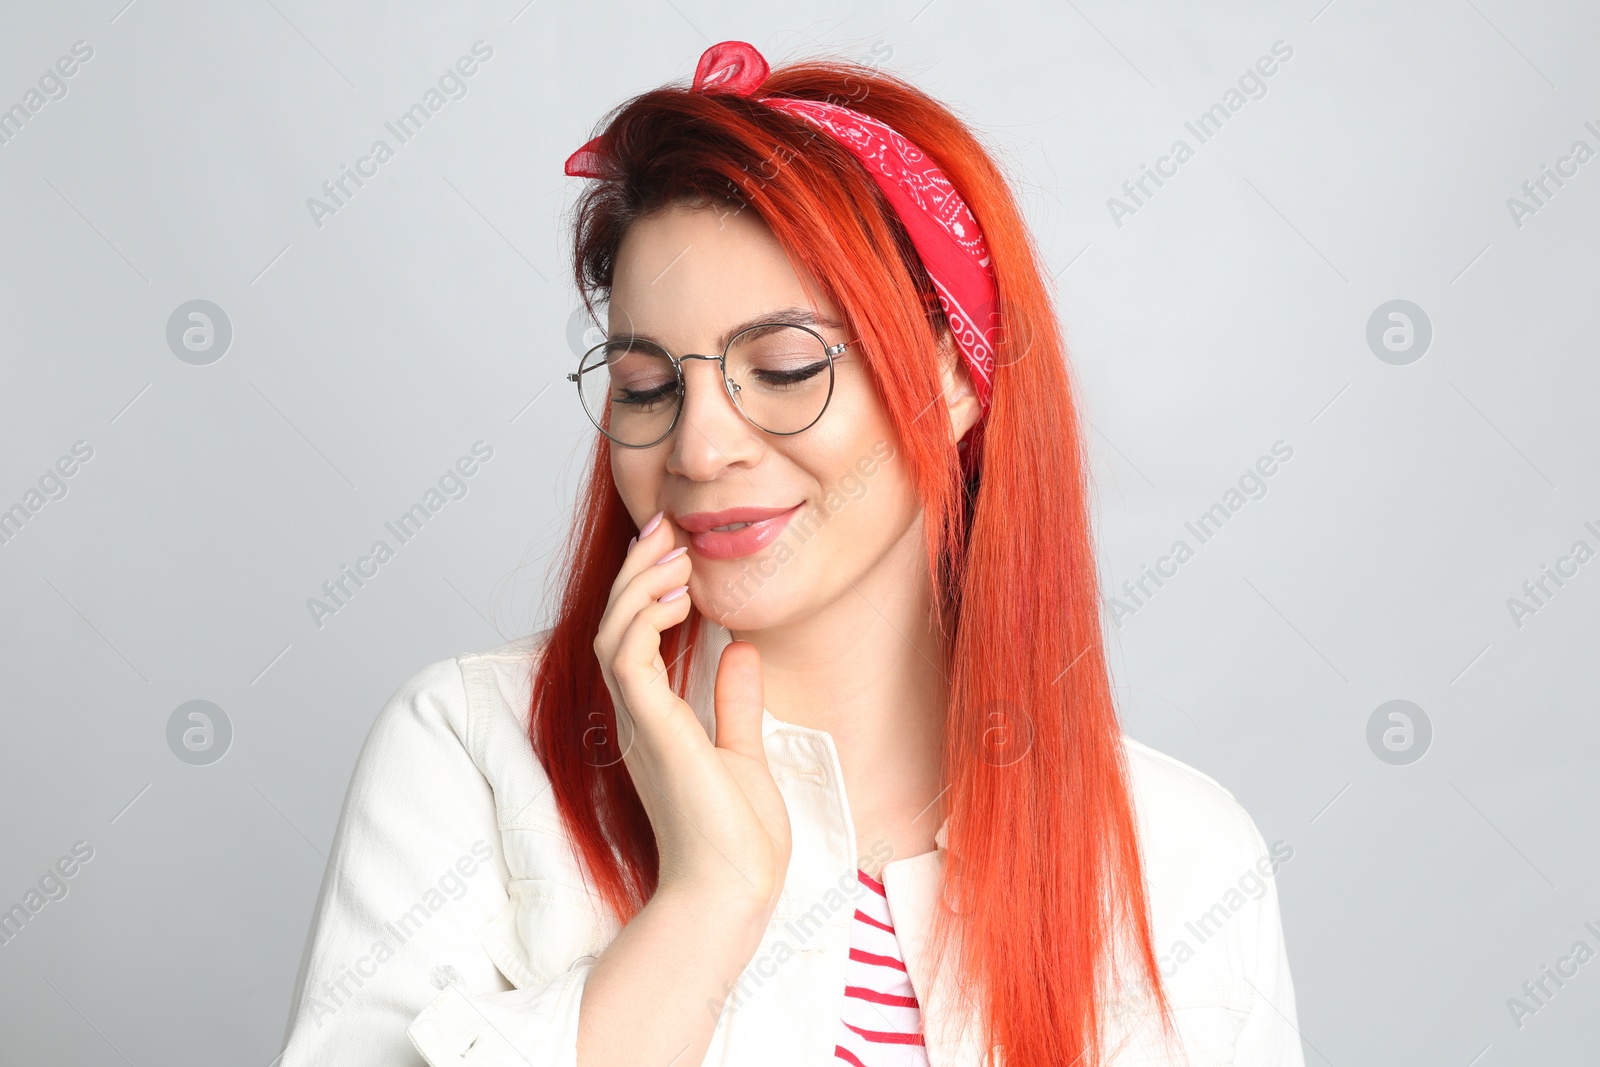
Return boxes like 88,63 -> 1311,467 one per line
835,868 -> 930,1067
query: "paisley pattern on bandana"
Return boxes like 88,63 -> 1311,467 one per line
755,96 -> 999,408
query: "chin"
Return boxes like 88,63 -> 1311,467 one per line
692,571 -> 799,631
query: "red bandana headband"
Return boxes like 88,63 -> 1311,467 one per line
564,40 -> 999,471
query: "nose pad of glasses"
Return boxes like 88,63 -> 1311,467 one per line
673,359 -> 747,430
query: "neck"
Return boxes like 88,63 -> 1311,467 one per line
729,526 -> 950,867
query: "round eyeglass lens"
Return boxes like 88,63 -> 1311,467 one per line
576,323 -> 836,446
576,339 -> 678,446
724,323 -> 835,435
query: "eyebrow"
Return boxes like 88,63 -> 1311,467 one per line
607,306 -> 843,352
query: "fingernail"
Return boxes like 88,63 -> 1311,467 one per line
628,536 -> 637,551
640,510 -> 665,537
654,546 -> 687,566
658,584 -> 688,603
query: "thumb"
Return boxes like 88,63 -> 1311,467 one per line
713,640 -> 767,763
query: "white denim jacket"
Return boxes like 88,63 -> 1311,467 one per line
280,625 -> 1305,1066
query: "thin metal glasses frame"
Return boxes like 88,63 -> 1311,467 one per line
566,321 -> 856,448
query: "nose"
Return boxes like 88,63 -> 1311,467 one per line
666,354 -> 761,479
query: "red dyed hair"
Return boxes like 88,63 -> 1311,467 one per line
531,47 -> 1178,1067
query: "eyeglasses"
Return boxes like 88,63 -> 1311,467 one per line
567,321 -> 856,448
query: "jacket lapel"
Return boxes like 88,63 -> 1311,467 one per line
880,837 -> 996,1067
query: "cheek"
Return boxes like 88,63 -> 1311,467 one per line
850,457 -> 920,536
798,389 -> 917,537
611,452 -> 665,513
799,448 -> 918,557
805,374 -> 900,479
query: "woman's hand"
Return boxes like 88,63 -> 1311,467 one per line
592,510 -> 793,915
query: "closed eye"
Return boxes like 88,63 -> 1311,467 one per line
615,382 -> 679,405
750,360 -> 829,388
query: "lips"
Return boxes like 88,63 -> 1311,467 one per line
676,503 -> 804,560
674,504 -> 800,533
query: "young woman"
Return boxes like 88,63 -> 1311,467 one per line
280,40 -> 1303,1067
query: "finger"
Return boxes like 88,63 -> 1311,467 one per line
595,517 -> 690,667
713,641 -> 767,764
612,589 -> 695,722
602,510 -> 680,615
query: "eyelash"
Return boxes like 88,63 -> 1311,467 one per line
614,360 -> 829,406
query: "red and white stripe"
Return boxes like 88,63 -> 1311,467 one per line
834,868 -> 930,1067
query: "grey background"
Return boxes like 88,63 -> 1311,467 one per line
1,0 -> 1595,1063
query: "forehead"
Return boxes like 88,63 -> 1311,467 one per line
607,201 -> 840,352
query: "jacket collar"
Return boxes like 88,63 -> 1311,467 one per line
758,704 -> 955,850
686,617 -> 985,1064
754,697 -> 982,1063
690,617 -> 955,854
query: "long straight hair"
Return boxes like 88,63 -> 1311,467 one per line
532,48 -> 1178,1067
